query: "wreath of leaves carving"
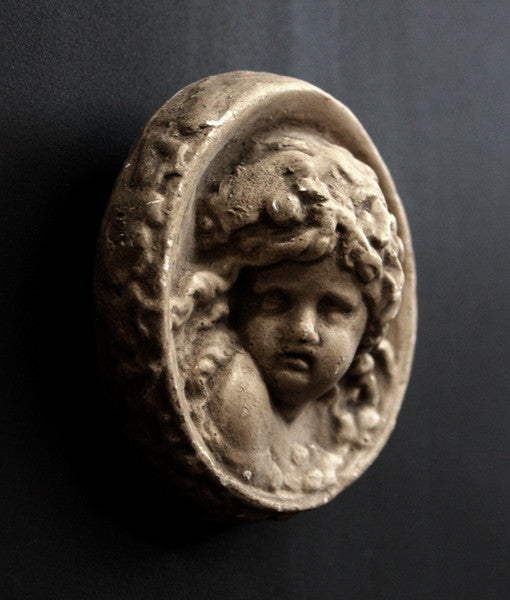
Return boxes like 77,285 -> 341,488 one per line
95,78 -> 409,518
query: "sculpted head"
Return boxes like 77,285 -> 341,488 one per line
232,254 -> 368,417
179,129 -> 404,419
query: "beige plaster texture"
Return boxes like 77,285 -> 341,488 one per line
95,72 -> 416,520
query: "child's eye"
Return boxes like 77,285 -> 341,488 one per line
318,295 -> 354,320
259,290 -> 288,313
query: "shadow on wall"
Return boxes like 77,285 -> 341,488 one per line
3,115 -> 229,548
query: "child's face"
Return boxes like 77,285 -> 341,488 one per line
237,254 -> 367,414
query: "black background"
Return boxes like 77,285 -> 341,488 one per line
1,2 -> 509,599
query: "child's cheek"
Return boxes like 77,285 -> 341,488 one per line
244,314 -> 279,359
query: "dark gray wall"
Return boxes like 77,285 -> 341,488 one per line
1,2 -> 509,599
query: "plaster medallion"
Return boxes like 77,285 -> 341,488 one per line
95,71 -> 416,520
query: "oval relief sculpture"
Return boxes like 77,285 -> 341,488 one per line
95,71 -> 416,520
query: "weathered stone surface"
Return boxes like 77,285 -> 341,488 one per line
95,71 -> 416,520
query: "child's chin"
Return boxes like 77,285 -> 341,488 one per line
270,371 -> 314,405
270,371 -> 337,408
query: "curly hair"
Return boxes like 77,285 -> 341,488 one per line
172,129 -> 404,445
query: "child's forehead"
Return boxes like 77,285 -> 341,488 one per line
251,256 -> 359,297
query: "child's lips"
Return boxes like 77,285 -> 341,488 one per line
278,351 -> 314,372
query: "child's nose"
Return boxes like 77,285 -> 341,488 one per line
292,307 -> 320,345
